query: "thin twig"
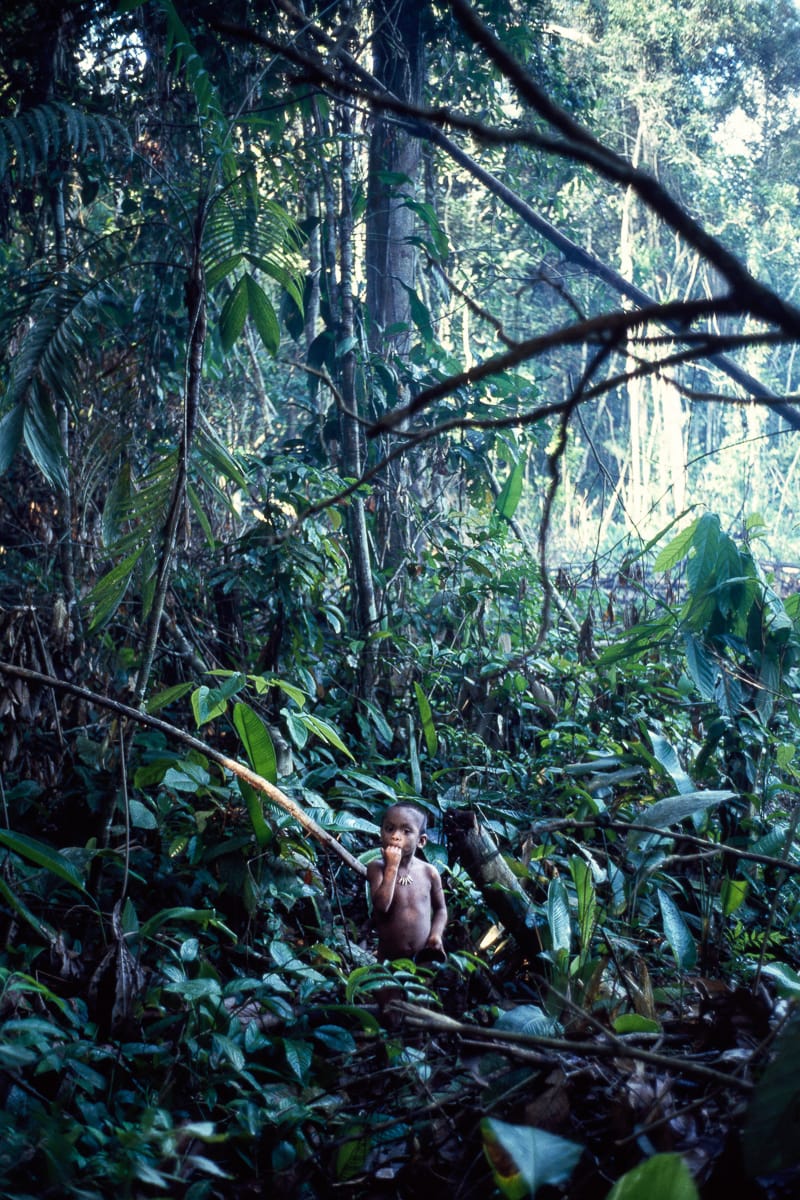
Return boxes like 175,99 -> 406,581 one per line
531,816 -> 800,877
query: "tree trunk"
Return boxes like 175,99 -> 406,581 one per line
365,0 -> 425,574
444,809 -> 544,963
365,0 -> 423,356
338,93 -> 379,701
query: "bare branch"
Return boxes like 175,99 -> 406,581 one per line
450,0 -> 800,338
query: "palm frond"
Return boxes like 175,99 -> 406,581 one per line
4,271 -> 104,410
205,183 -> 305,309
0,102 -> 127,182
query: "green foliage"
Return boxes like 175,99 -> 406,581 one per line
482,1118 -> 583,1198
605,1153 -> 700,1200
0,102 -> 123,181
2,0 -> 800,1186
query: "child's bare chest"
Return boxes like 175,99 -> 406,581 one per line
390,870 -> 430,909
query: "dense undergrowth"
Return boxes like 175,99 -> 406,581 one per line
0,512 -> 799,1198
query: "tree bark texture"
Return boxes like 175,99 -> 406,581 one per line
365,0 -> 425,576
365,0 -> 423,358
338,93 -> 379,700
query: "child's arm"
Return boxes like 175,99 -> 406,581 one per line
426,866 -> 447,950
367,844 -> 403,912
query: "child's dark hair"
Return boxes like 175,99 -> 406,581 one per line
383,802 -> 428,833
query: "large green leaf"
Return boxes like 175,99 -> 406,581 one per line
657,889 -> 696,971
0,829 -> 87,894
482,1118 -> 582,1199
414,682 -> 438,756
494,458 -> 526,523
191,675 -> 245,727
636,789 -> 735,833
23,389 -> 68,491
494,1006 -> 561,1038
244,272 -> 280,356
101,461 -> 133,547
0,877 -> 56,942
238,779 -> 272,848
596,616 -> 674,665
401,281 -> 434,341
243,249 -> 304,311
605,1153 -> 699,1199
652,517 -> 700,573
254,676 -> 307,707
569,855 -> 597,952
685,512 -> 721,594
647,732 -> 695,794
683,633 -> 718,700
205,253 -> 242,290
233,702 -> 278,784
758,961 -> 800,998
300,714 -> 354,761
138,907 -> 236,941
219,275 -> 248,351
87,548 -> 143,631
546,877 -> 571,954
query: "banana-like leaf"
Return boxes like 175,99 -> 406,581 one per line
569,855 -> 597,952
414,682 -> 438,756
647,732 -> 695,794
238,779 -> 272,849
0,829 -> 88,894
0,403 -> 24,476
87,548 -> 143,632
102,462 -> 133,547
245,273 -> 280,356
233,702 -> 278,784
546,877 -> 571,954
0,877 -> 56,943
219,275 -> 249,351
605,1152 -> 699,1199
300,714 -> 354,761
494,458 -> 526,522
23,388 -> 68,491
634,789 -> 735,836
743,1009 -> 800,1176
653,517 -> 700,573
658,889 -> 696,971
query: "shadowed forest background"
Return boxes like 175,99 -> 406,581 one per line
1,0 -> 800,1196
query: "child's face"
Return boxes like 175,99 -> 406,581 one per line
380,807 -> 427,858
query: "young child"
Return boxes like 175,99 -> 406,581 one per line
367,803 -> 447,961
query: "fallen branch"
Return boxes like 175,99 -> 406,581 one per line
0,661 -> 367,878
388,999 -> 754,1092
